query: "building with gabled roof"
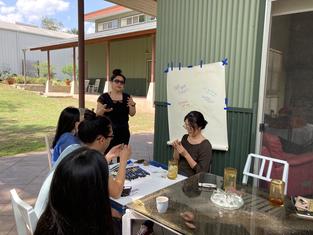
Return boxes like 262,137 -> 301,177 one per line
0,20 -> 75,79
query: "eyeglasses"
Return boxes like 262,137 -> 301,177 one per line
96,135 -> 114,141
113,79 -> 125,85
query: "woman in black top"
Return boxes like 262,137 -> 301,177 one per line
172,111 -> 212,177
97,69 -> 136,153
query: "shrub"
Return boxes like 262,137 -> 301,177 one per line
33,62 -> 56,79
26,77 -> 47,85
15,75 -> 28,84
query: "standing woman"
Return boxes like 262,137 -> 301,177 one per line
172,111 -> 212,177
97,69 -> 136,153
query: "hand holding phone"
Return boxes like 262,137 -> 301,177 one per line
121,186 -> 132,197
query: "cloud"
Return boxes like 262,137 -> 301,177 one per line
85,22 -> 95,34
0,0 -> 69,24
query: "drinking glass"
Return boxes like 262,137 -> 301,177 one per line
224,167 -> 237,191
167,159 -> 178,180
269,179 -> 285,206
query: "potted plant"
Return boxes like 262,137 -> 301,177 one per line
6,76 -> 16,85
0,69 -> 16,85
65,79 -> 71,86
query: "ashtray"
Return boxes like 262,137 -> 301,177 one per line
210,189 -> 244,210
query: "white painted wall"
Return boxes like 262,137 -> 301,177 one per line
0,28 -> 72,79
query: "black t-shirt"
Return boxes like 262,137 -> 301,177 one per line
97,92 -> 130,129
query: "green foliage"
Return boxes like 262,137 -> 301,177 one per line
51,79 -> 66,86
15,76 -> 47,85
41,16 -> 64,31
67,28 -> 78,35
14,75 -> 27,84
33,62 -> 56,79
0,68 -> 16,80
62,64 -> 75,78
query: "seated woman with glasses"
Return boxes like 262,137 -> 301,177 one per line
172,111 -> 212,177
34,147 -> 116,235
35,110 -> 131,219
96,69 -> 136,155
51,107 -> 81,165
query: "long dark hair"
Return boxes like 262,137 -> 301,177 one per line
110,68 -> 126,82
52,107 -> 80,148
78,109 -> 112,143
184,111 -> 208,130
34,147 -> 114,235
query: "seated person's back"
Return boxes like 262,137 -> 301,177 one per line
35,147 -> 115,235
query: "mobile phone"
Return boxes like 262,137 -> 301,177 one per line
121,186 -> 132,197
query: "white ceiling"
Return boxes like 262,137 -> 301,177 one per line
107,0 -> 157,16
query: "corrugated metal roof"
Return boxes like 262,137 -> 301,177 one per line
0,20 -> 75,39
29,21 -> 156,51
85,5 -> 132,22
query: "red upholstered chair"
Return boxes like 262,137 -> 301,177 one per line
261,133 -> 313,196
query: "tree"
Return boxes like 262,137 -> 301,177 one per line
41,17 -> 64,31
62,64 -> 78,79
33,62 -> 56,79
67,28 -> 78,35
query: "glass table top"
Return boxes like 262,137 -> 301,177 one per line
127,173 -> 313,235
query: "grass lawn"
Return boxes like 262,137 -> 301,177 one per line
0,84 -> 154,157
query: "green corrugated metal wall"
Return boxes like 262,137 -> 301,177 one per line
154,0 -> 266,180
85,36 -> 152,95
111,37 -> 152,96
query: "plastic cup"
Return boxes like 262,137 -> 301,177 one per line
156,196 -> 169,213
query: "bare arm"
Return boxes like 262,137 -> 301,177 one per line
108,145 -> 131,198
192,141 -> 212,173
127,96 -> 136,116
172,140 -> 180,160
105,144 -> 122,163
96,102 -> 113,116
173,149 -> 180,161
183,152 -> 197,169
173,140 -> 197,169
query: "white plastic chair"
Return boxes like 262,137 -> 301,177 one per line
242,153 -> 289,194
88,79 -> 100,93
44,135 -> 52,170
10,189 -> 38,235
85,79 -> 90,92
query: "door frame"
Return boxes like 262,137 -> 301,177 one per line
255,0 -> 313,154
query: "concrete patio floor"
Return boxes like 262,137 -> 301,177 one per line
0,133 -> 154,235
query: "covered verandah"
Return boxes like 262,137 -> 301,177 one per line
28,22 -> 156,101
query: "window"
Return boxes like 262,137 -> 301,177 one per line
121,14 -> 146,27
139,15 -> 145,22
97,19 -> 118,32
97,23 -> 104,32
149,16 -> 156,21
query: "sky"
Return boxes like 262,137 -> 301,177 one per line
0,0 -> 114,33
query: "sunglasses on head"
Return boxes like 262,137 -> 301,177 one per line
113,79 -> 125,85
